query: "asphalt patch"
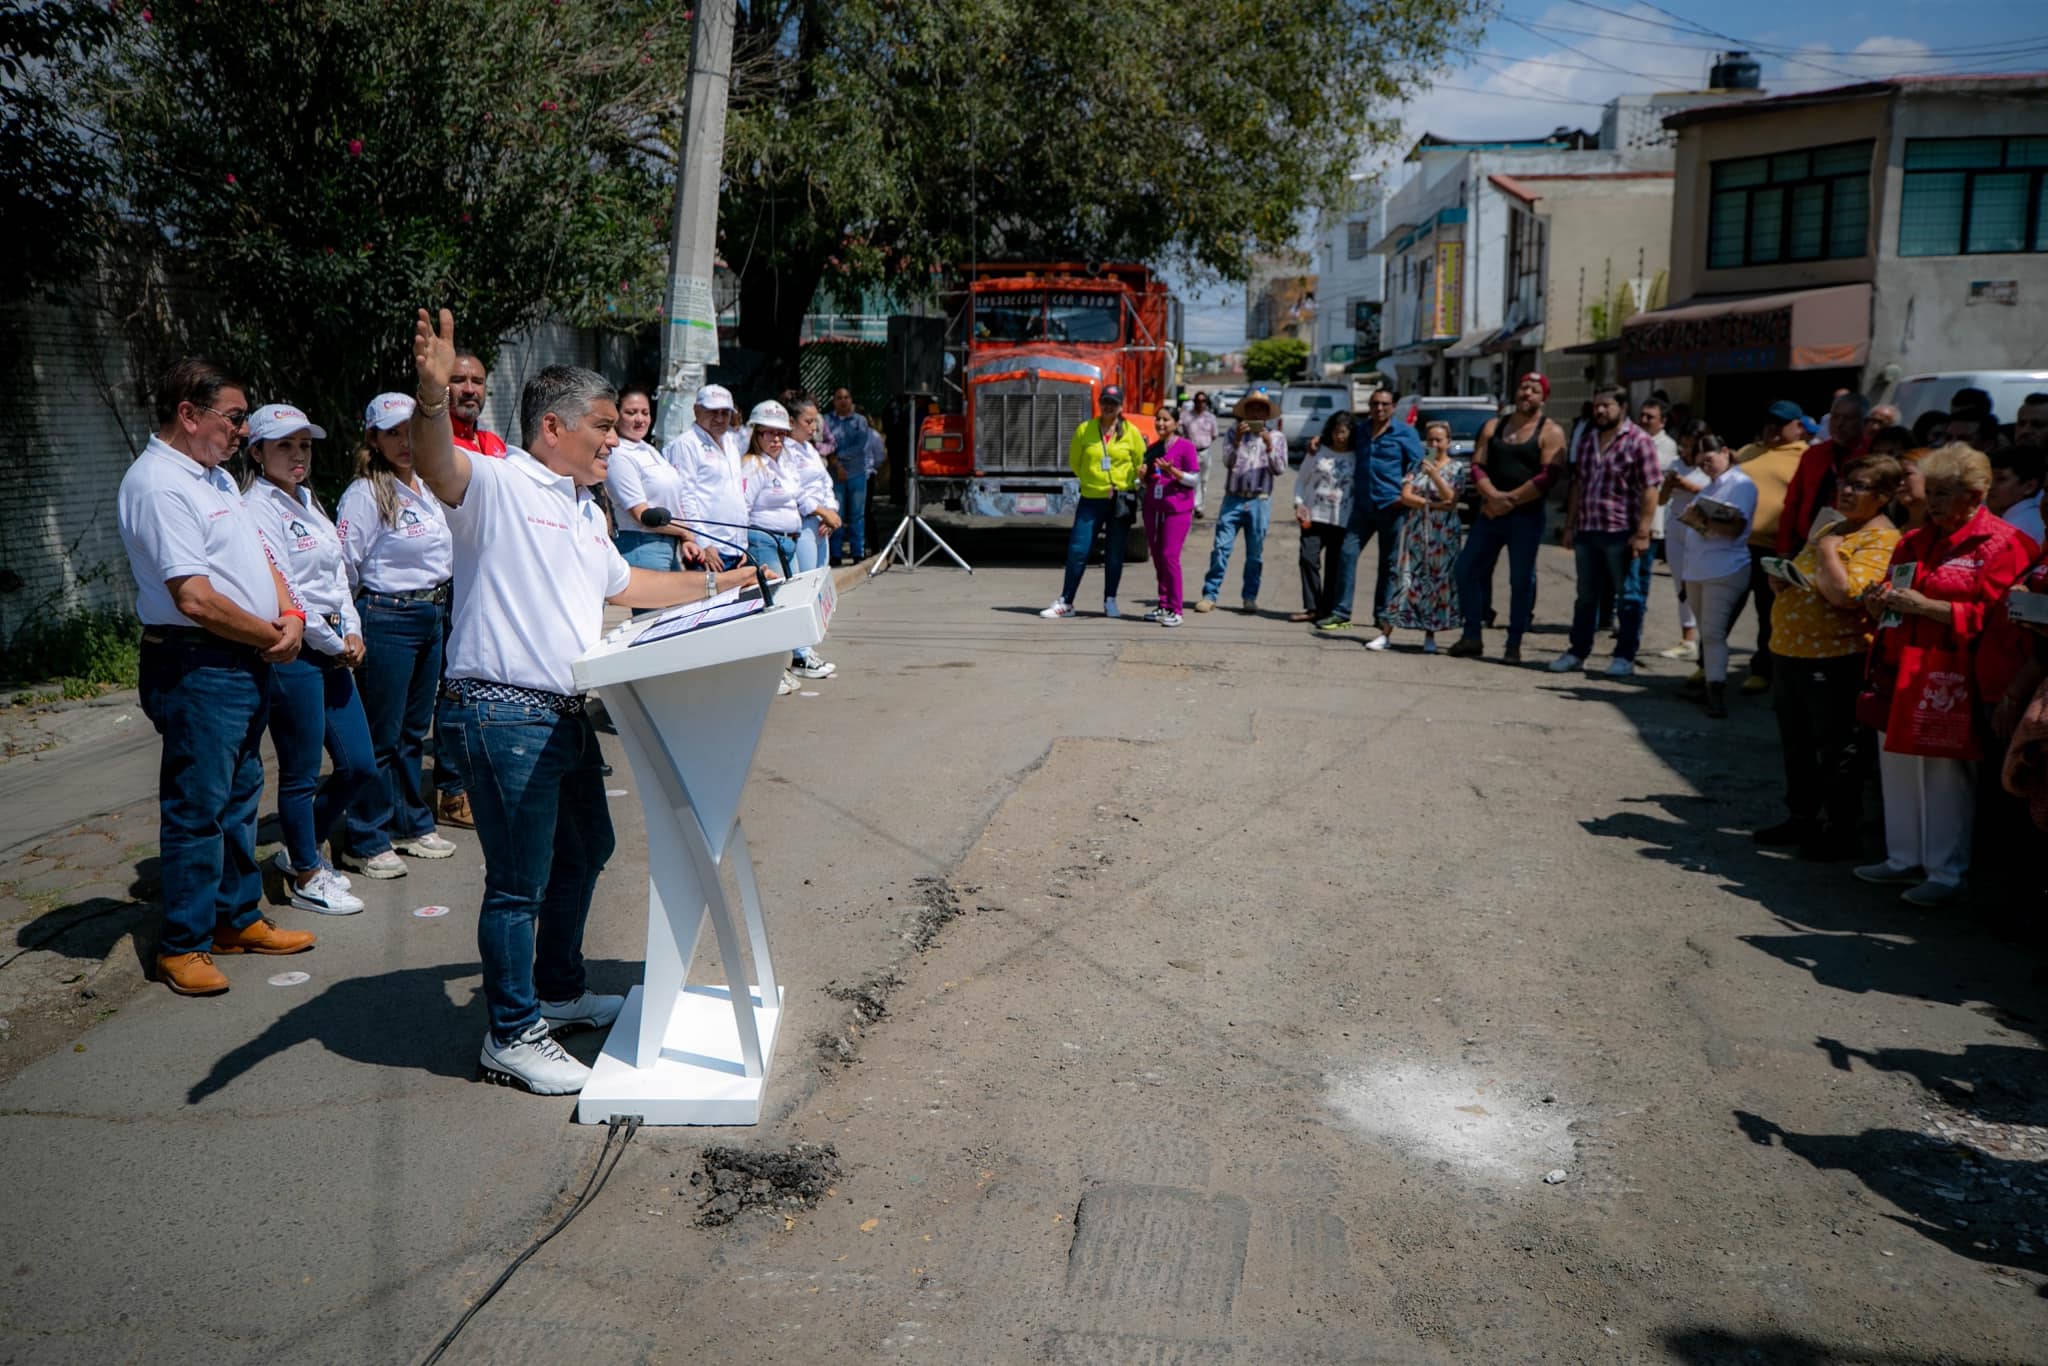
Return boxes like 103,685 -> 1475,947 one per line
691,1141 -> 841,1227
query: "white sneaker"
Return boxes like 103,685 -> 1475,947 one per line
1605,657 -> 1636,678
1657,641 -> 1700,661
1365,633 -> 1390,652
540,990 -> 626,1034
480,1020 -> 590,1095
271,848 -> 350,890
1040,599 -> 1074,619
778,670 -> 800,696
394,831 -> 455,859
793,652 -> 837,679
339,848 -> 407,879
1158,611 -> 1183,627
1142,607 -> 1166,622
289,868 -> 365,916
1547,652 -> 1584,673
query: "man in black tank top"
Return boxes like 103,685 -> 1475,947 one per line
1449,372 -> 1565,662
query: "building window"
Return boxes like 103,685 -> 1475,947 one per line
1346,220 -> 1372,260
1898,137 -> 2048,256
1707,141 -> 1872,268
1504,207 -> 1544,317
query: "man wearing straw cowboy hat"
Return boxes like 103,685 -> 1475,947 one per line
1196,386 -> 1290,613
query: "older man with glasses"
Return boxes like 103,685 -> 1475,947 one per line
117,359 -> 319,997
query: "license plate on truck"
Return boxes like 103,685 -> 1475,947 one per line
1013,494 -> 1048,514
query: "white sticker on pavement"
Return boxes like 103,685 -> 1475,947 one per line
412,905 -> 451,919
267,971 -> 311,987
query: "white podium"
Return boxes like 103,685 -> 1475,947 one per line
568,568 -> 836,1125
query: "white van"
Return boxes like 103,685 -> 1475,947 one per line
1888,371 -> 2048,426
1280,383 -> 1349,459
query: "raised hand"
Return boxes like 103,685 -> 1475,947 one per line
413,308 -> 456,395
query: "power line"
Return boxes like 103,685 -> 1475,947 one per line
1427,79 -> 1607,108
1457,44 -> 1704,83
1549,0 -> 2048,60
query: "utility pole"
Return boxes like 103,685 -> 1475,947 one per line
653,0 -> 737,447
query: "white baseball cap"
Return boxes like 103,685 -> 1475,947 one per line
693,384 -> 736,412
246,403 -> 327,444
747,400 -> 793,432
364,392 -> 416,430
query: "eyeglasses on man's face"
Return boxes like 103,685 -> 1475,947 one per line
196,403 -> 249,429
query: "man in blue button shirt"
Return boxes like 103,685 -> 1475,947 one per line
1322,387 -> 1423,638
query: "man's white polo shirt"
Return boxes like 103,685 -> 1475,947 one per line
117,436 -> 279,626
443,447 -> 631,697
663,423 -> 749,544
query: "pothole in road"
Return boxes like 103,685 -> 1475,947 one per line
1325,1060 -> 1577,1183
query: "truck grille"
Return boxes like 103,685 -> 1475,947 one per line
973,377 -> 1093,473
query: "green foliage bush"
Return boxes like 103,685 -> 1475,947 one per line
6,608 -> 141,696
1244,337 -> 1311,383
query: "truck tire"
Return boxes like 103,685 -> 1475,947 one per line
1124,524 -> 1150,563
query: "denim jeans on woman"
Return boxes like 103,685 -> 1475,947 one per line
137,635 -> 271,956
267,653 -> 377,874
345,592 -> 444,855
1566,531 -> 1651,661
1061,496 -> 1131,605
439,697 -> 616,1044
832,473 -> 868,560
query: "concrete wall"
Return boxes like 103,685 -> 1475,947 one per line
1542,181 -> 1675,351
1870,90 -> 2048,385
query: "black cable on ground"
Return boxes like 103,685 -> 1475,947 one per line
419,1114 -> 642,1365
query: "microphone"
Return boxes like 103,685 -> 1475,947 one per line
639,506 -> 673,529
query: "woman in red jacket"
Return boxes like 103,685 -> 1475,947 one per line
1858,444 -> 2034,906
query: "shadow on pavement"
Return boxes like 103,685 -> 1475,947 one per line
3,853 -> 161,978
1735,1109 -> 2048,1284
1663,1326 -> 2020,1364
186,957 -> 639,1105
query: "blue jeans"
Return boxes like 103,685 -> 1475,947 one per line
346,592 -> 443,854
1568,531 -> 1652,661
137,636 -> 270,955
1061,496 -> 1132,604
1457,504 -> 1545,646
748,529 -> 799,576
268,655 -> 378,874
796,514 -> 826,573
1334,502 -> 1403,623
832,474 -> 868,559
614,527 -> 679,572
440,698 -> 615,1043
1201,494 -> 1272,602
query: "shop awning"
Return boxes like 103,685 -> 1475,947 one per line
1482,321 -> 1544,355
1443,332 -> 1491,359
1619,282 -> 1871,381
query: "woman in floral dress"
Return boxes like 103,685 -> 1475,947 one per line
1378,419 -> 1467,654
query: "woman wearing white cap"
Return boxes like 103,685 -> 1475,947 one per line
777,390 -> 843,576
604,388 -> 692,592
240,404 -> 373,914
740,400 -> 836,689
334,393 -> 460,878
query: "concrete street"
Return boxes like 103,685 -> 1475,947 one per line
2,495 -> 2044,1364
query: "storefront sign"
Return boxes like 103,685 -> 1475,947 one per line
1433,243 -> 1461,339
1968,279 -> 2018,306
1621,306 -> 1792,381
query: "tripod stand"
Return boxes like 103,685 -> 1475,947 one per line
870,474 -> 973,576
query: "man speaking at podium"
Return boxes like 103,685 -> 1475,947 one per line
408,309 -> 765,1096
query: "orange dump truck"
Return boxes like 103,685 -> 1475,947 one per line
914,263 -> 1181,546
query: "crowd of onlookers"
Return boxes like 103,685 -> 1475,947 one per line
1044,375 -> 2048,914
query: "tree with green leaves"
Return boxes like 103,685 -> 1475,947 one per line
1245,337 -> 1312,383
45,0 -> 694,446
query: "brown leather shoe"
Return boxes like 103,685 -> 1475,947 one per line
158,951 -> 229,996
437,791 -> 475,829
211,917 -> 316,955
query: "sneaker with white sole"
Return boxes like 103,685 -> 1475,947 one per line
793,652 -> 837,679
339,849 -> 407,879
1158,611 -> 1183,627
1605,657 -> 1636,678
479,1020 -> 590,1095
1365,633 -> 1390,651
1040,599 -> 1074,619
1657,641 -> 1699,661
777,670 -> 800,695
289,868 -> 365,916
1142,606 -> 1166,622
271,848 -> 350,890
393,832 -> 455,859
1547,652 -> 1584,673
539,990 -> 626,1034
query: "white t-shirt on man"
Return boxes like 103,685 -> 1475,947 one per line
443,448 -> 631,696
118,436 -> 280,626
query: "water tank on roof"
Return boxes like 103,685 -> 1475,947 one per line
1710,51 -> 1761,90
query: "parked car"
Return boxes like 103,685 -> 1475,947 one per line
1280,383 -> 1349,460
1209,386 -> 1248,419
1398,395 -> 1499,458
1888,370 -> 2048,427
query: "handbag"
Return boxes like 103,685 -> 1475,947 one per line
1853,642 -> 1891,730
1882,644 -> 1980,761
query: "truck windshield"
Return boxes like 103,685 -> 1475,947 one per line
973,291 -> 1122,345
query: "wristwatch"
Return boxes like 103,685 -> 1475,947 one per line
703,567 -> 718,598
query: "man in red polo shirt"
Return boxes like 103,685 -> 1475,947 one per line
450,349 -> 508,458
1777,392 -> 1869,557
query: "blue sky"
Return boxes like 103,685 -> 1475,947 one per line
1172,0 -> 2048,351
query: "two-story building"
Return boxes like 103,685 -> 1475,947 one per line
1622,73 -> 2048,434
1312,192 -> 1387,375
